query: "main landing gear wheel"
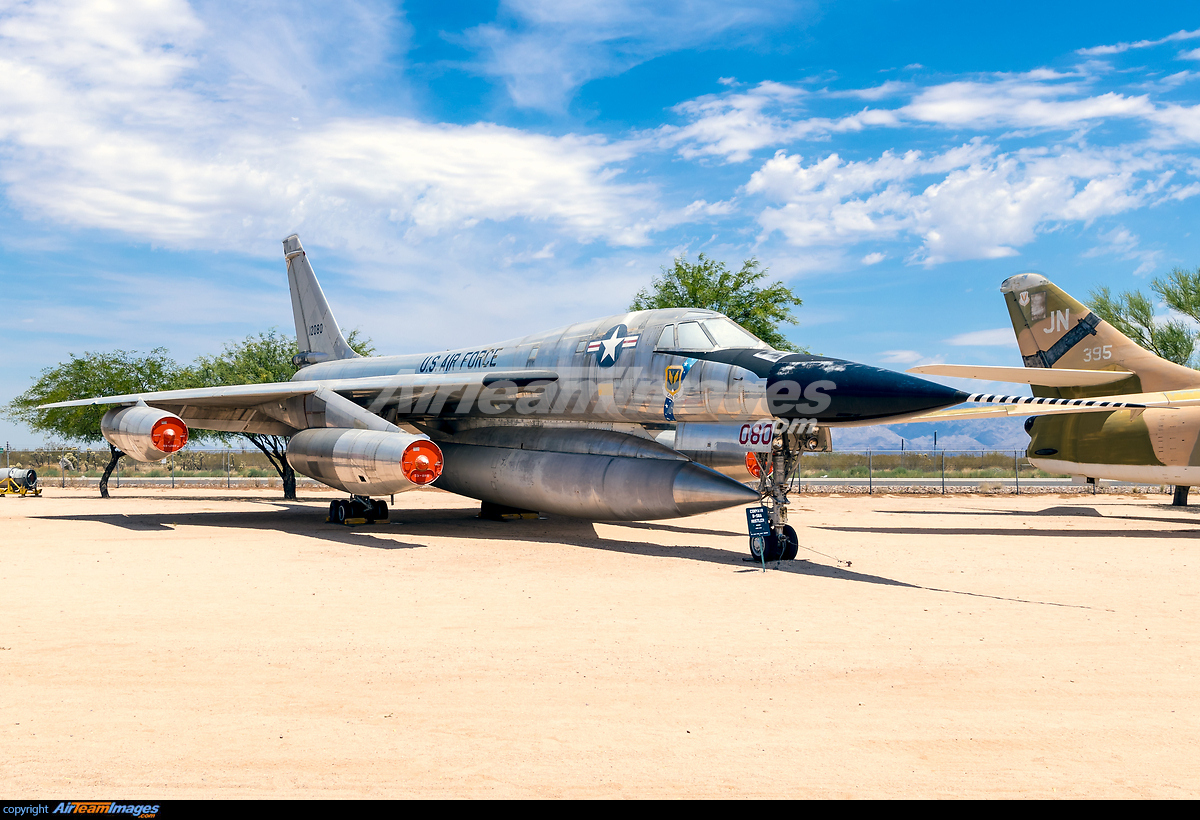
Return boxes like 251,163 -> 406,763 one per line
330,499 -> 348,524
372,499 -> 388,521
749,524 -> 799,562
329,496 -> 386,525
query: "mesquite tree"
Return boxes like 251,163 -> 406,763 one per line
629,254 -> 805,352
4,349 -> 182,498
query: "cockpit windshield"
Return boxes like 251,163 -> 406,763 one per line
702,318 -> 768,349
675,321 -> 714,350
653,317 -> 771,350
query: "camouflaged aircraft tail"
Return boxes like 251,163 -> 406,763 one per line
1000,272 -> 1200,398
283,234 -> 360,366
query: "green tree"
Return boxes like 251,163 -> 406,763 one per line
5,329 -> 375,501
1154,266 -> 1200,326
177,328 -> 375,500
629,254 -> 805,351
3,348 -> 183,497
1088,270 -> 1200,366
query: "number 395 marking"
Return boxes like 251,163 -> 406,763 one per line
1082,345 -> 1112,362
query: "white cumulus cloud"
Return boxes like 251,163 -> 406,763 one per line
745,142 -> 1195,265
902,80 -> 1155,130
0,0 -> 666,255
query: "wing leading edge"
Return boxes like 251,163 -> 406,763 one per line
39,370 -> 561,435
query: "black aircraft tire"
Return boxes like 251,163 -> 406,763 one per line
334,500 -> 348,525
374,499 -> 388,520
780,525 -> 799,561
764,535 -> 786,562
750,533 -> 788,562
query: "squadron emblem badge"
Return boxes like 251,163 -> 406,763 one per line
662,357 -> 698,421
665,365 -> 685,396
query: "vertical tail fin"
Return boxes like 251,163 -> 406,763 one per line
283,234 -> 360,365
1000,272 -> 1196,396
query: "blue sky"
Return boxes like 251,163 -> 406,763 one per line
4,1 -> 1200,447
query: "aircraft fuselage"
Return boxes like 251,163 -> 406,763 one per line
292,307 -> 968,427
1028,406 -> 1200,484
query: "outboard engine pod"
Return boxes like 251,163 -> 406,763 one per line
101,406 -> 189,462
289,428 -> 444,495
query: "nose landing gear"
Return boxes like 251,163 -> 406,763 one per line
748,422 -> 804,563
328,495 -> 389,525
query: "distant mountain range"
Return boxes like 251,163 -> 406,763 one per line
830,417 -> 1029,453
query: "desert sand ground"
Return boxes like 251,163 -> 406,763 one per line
2,486 -> 1198,798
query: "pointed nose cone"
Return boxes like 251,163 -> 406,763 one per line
768,358 -> 968,422
673,462 -> 762,517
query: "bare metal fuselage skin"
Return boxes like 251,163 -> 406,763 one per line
289,309 -> 967,429
293,308 -> 765,425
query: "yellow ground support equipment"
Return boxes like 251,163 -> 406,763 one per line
2,468 -> 42,497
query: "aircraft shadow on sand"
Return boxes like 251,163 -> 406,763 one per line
32,501 -> 1095,604
31,502 -> 425,551
31,499 -> 900,577
34,503 -> 761,568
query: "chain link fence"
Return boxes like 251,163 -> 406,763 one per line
0,443 -> 1178,495
791,448 -> 1173,495
0,445 -> 327,489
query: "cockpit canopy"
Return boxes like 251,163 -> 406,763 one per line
654,317 -> 769,351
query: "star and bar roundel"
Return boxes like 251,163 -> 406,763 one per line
587,324 -> 640,367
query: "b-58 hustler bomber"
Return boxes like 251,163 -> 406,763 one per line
42,236 -> 1138,560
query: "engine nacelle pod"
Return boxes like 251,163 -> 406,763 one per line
433,441 -> 761,520
101,406 -> 189,462
288,428 -> 444,495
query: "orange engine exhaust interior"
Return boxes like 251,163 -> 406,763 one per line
151,417 -> 189,454
402,440 -> 444,485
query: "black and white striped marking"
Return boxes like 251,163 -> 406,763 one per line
966,393 -> 1145,408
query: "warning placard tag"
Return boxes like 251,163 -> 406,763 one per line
746,506 -> 770,537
